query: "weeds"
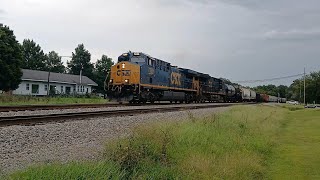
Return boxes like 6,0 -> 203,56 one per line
0,94 -> 105,106
10,105 -> 310,179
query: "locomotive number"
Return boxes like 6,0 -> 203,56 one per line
171,72 -> 181,86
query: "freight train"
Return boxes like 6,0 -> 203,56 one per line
106,52 -> 286,103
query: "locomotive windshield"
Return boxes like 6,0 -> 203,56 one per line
118,55 -> 129,62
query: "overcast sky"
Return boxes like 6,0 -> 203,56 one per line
1,0 -> 320,86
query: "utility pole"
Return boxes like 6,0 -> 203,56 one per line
299,79 -> 302,103
304,67 -> 306,105
47,71 -> 51,96
79,64 -> 83,94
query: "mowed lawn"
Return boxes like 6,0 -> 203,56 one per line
4,105 -> 320,179
269,107 -> 320,179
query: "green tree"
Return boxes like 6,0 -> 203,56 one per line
46,51 -> 65,73
288,72 -> 320,104
277,85 -> 289,98
68,44 -> 94,79
304,71 -> 320,103
253,84 -> 278,96
21,39 -> 47,70
94,55 -> 114,93
0,24 -> 23,92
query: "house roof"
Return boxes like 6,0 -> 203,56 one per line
22,69 -> 98,86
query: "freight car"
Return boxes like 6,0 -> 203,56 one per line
240,87 -> 256,102
268,96 -> 278,102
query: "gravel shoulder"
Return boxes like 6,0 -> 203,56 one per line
0,107 -> 229,173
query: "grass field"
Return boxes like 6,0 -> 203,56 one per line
4,105 -> 320,179
0,95 -> 106,106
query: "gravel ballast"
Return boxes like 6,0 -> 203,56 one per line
0,103 -> 230,117
0,107 -> 229,173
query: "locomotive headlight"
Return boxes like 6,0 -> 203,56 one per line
109,79 -> 113,83
122,63 -> 125,69
124,79 -> 129,83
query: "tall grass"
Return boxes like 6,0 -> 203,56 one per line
8,105 -> 288,179
103,105 -> 285,179
0,94 -> 106,106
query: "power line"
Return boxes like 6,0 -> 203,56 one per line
234,73 -> 304,83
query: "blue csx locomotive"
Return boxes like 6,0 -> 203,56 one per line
106,51 -> 242,103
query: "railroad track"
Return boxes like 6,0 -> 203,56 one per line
0,102 -> 178,112
0,103 -> 235,127
0,103 -> 125,112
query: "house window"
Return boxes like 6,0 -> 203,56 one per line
45,85 -> 48,91
77,86 -> 80,92
61,86 -> 64,93
86,88 -> 89,93
26,84 -> 29,90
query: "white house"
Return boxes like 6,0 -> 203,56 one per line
13,69 -> 98,96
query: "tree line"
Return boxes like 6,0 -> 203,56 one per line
253,72 -> 320,104
0,24 -> 113,93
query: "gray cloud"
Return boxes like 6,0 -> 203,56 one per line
1,0 -> 320,86
0,9 -> 5,19
0,9 -> 5,15
263,29 -> 320,41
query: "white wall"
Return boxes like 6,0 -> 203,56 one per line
13,81 -> 94,96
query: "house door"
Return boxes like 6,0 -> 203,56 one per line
66,87 -> 71,94
31,84 -> 39,94
49,85 -> 56,95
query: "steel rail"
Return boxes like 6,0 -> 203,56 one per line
0,102 -> 178,112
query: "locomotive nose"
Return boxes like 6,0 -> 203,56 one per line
110,61 -> 140,85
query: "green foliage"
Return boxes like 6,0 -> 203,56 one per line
253,84 -> 288,97
289,71 -> 320,103
0,24 -> 23,92
68,44 -> 94,79
21,39 -> 47,71
9,161 -> 124,180
46,51 -> 65,73
94,55 -> 114,93
0,94 -> 105,106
